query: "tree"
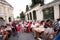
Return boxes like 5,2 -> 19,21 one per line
16,16 -> 20,19
26,5 -> 29,12
30,0 -> 44,8
20,11 -> 25,20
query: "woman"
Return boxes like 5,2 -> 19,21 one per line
21,22 -> 25,33
26,22 -> 32,32
5,24 -> 12,38
16,24 -> 20,37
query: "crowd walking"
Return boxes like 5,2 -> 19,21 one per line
0,18 -> 60,40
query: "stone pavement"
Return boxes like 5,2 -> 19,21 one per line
8,32 -> 35,40
8,35 -> 17,40
18,32 -> 35,40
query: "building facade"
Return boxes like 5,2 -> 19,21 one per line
0,0 -> 14,24
25,0 -> 60,21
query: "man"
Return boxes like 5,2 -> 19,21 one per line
53,18 -> 60,40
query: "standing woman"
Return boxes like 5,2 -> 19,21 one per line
12,21 -> 17,36
26,22 -> 32,33
21,22 -> 25,33
16,24 -> 20,37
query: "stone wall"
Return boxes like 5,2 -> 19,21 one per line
25,0 -> 60,21
0,0 -> 14,24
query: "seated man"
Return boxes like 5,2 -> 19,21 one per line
53,18 -> 60,40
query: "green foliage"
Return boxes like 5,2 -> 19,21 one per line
20,11 -> 25,20
16,16 -> 20,19
26,5 -> 29,12
30,0 -> 44,8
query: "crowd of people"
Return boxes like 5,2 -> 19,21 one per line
0,18 -> 60,40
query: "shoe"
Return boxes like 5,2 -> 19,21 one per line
38,38 -> 43,40
34,37 -> 37,39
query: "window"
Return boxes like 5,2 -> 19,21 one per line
43,7 -> 54,19
29,12 -> 32,20
0,7 -> 1,14
27,14 -> 29,20
9,17 -> 11,22
0,17 -> 3,20
33,10 -> 37,21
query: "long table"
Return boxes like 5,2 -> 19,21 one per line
33,28 -> 45,38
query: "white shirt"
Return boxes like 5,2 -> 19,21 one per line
5,27 -> 12,30
21,24 -> 24,28
45,27 -> 54,34
31,24 -> 36,28
39,25 -> 44,28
